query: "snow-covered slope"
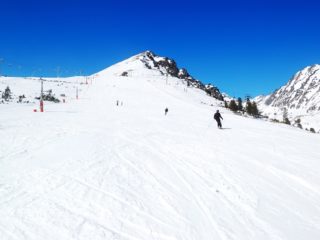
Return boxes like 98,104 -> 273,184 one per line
1,53 -> 320,240
97,51 -> 224,101
0,76 -> 92,106
256,64 -> 320,131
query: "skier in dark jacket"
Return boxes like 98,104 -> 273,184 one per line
165,107 -> 168,115
214,110 -> 223,128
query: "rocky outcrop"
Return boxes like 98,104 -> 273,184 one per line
139,51 -> 224,101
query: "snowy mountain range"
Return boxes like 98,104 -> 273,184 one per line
256,64 -> 320,132
1,52 -> 320,240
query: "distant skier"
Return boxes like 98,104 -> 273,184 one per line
165,107 -> 168,115
214,110 -> 223,128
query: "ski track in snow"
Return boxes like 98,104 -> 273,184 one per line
1,60 -> 320,240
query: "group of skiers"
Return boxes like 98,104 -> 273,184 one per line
115,103 -> 223,128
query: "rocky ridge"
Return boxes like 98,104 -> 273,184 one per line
138,51 -> 224,101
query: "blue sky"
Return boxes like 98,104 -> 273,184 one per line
0,0 -> 319,97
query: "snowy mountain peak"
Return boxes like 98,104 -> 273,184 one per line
134,50 -> 193,82
99,51 -> 224,101
257,64 -> 320,131
263,64 -> 320,110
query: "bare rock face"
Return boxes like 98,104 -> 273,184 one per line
139,51 -> 224,101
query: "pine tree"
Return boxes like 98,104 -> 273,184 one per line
229,100 -> 238,112
2,86 -> 12,101
282,108 -> 290,124
251,101 -> 259,117
237,97 -> 243,111
295,119 -> 302,129
246,100 -> 253,115
284,118 -> 291,125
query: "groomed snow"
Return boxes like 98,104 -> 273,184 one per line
1,57 -> 320,240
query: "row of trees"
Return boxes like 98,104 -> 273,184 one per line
1,86 -> 59,103
225,97 -> 260,117
222,95 -> 318,133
